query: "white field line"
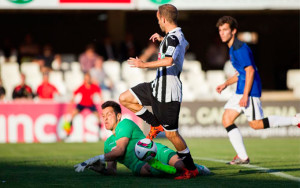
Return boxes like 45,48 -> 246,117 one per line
194,157 -> 300,183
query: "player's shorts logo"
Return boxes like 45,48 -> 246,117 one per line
8,0 -> 33,4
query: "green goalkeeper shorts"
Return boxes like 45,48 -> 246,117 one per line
133,143 -> 177,175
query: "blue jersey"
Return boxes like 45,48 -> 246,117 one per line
229,38 -> 262,97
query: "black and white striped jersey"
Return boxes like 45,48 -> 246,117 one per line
150,27 -> 188,103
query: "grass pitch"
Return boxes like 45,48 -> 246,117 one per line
0,138 -> 299,187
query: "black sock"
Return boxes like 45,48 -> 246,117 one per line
177,152 -> 196,170
263,118 -> 270,129
225,124 -> 237,132
137,109 -> 161,127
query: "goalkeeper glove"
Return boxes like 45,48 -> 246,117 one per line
74,154 -> 105,173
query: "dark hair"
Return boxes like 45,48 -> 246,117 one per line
101,101 -> 122,115
158,4 -> 178,24
216,16 -> 238,30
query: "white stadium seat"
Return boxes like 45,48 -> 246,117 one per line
49,71 -> 66,95
287,69 -> 300,90
64,70 -> 83,93
122,61 -> 146,87
103,61 -> 121,84
1,62 -> 20,100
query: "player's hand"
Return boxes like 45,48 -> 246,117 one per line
74,162 -> 89,172
149,33 -> 163,42
239,95 -> 249,107
74,155 -> 105,173
128,57 -> 145,68
216,84 -> 227,94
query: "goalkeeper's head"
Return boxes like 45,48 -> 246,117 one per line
101,101 -> 122,131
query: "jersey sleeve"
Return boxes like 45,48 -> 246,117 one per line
235,46 -> 253,68
165,35 -> 179,58
115,119 -> 134,140
73,85 -> 81,95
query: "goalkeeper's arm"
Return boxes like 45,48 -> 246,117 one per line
89,161 -> 117,175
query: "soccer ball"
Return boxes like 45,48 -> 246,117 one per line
134,138 -> 157,161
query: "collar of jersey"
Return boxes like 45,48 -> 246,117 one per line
167,27 -> 181,35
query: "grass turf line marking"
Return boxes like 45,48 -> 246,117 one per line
194,157 -> 300,183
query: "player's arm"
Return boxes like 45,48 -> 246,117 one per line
74,137 -> 129,173
104,137 -> 129,161
239,65 -> 255,107
127,56 -> 173,69
216,72 -> 239,94
149,33 -> 164,42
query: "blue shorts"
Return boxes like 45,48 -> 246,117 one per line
76,104 -> 97,112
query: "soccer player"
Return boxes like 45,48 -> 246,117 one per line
64,72 -> 102,136
74,101 -> 210,177
215,16 -> 300,165
118,4 -> 198,179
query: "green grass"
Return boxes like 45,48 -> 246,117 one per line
0,138 -> 299,187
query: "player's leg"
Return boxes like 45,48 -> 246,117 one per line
119,83 -> 162,138
223,94 -> 249,164
64,105 -> 80,135
222,109 -> 249,164
245,97 -> 300,129
154,101 -> 198,179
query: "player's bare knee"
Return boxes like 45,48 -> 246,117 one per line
119,91 -> 128,105
249,120 -> 263,130
222,117 -> 233,128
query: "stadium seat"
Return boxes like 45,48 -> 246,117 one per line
206,70 -> 232,101
183,60 -> 202,74
64,70 -> 83,93
21,62 -> 40,77
71,62 -> 81,73
145,70 -> 157,82
121,61 -> 146,87
0,62 -> 20,100
287,69 -> 300,90
49,71 -> 66,95
103,61 -> 121,84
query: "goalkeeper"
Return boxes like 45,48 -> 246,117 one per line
74,101 -> 210,178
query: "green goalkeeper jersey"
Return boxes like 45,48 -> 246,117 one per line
104,118 -> 145,171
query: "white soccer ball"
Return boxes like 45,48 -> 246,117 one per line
134,138 -> 157,161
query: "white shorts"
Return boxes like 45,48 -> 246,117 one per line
224,94 -> 264,121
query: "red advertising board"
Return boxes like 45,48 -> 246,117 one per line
0,101 -> 142,143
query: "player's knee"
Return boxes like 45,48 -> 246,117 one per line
249,121 -> 261,130
119,92 -> 127,105
222,117 -> 233,128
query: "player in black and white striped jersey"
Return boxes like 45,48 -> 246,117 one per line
119,4 -> 199,179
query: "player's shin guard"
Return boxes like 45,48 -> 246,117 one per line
135,107 -> 161,127
148,158 -> 176,174
177,148 -> 196,170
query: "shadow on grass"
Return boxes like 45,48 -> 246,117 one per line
0,162 -> 299,188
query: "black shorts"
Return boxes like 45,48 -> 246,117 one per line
76,104 -> 97,112
130,82 -> 181,131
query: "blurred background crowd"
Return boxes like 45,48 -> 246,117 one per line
0,2 -> 299,103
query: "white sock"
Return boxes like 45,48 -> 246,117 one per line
228,128 -> 248,160
135,107 -> 147,115
268,116 -> 299,128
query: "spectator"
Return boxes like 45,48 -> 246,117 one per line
12,73 -> 33,100
36,72 -> 59,99
97,36 -> 117,61
35,44 -> 59,73
79,44 -> 99,73
119,33 -> 141,63
90,56 -> 114,95
18,34 -> 39,64
64,73 -> 102,136
2,38 -> 16,62
139,41 -> 158,62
